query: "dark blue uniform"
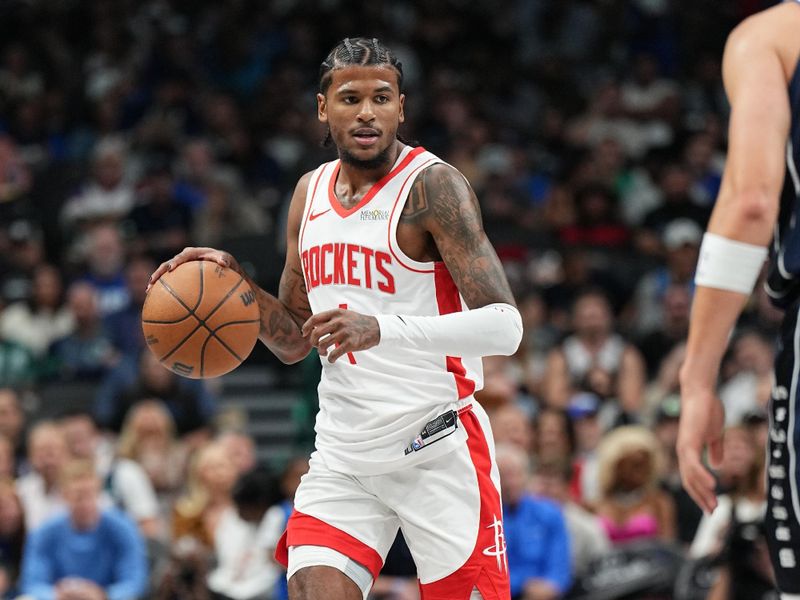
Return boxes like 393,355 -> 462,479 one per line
764,5 -> 800,591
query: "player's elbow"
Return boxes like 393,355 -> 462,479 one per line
492,303 -> 523,356
730,189 -> 778,225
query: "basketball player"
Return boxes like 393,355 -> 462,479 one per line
677,2 -> 800,597
148,38 -> 521,599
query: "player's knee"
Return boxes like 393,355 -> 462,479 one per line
288,565 -> 362,600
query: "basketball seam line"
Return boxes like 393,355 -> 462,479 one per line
156,271 -> 248,370
199,319 -> 259,376
142,262 -> 205,326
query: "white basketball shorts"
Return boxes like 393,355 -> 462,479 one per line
275,403 -> 510,599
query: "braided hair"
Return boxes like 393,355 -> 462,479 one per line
319,37 -> 414,148
319,37 -> 403,95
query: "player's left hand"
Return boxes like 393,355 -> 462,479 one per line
302,308 -> 380,363
677,385 -> 726,514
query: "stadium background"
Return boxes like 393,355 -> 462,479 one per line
0,0 -> 786,598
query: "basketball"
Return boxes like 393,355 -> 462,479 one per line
141,260 -> 260,379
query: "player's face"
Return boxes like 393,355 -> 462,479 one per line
318,65 -> 405,169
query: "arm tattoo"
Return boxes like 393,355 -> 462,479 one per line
416,165 -> 515,309
251,265 -> 311,356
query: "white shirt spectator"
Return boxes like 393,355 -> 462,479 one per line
207,507 -> 280,600
0,302 -> 74,357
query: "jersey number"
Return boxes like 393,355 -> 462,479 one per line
339,303 -> 357,365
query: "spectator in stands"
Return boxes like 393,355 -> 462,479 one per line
127,159 -> 193,264
533,407 -> 576,465
190,172 -> 269,248
0,479 -> 24,596
514,289 -> 559,401
0,264 -> 73,358
566,392 -> 603,505
0,335 -> 35,389
543,289 -> 646,423
496,443 -> 572,600
638,162 -> 711,254
104,256 -> 155,359
0,219 -> 44,306
47,282 -> 118,382
60,137 -> 134,234
531,458 -> 611,578
208,468 -> 279,600
558,185 -> 630,249
75,224 -> 129,317
117,400 -> 189,514
683,131 -> 724,206
162,442 -> 237,600
19,459 -> 148,600
718,330 -> 775,426
636,283 -> 691,379
0,134 -> 32,220
630,218 -> 699,335
94,350 -> 216,439
172,442 -> 237,550
489,403 -> 534,454
595,426 -> 676,545
0,389 -> 25,474
217,430 -> 258,477
16,421 -> 68,530
60,409 -> 161,540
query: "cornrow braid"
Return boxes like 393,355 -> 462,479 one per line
319,37 -> 416,148
319,37 -> 404,95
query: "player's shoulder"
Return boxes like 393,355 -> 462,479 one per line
726,3 -> 800,56
415,160 -> 470,190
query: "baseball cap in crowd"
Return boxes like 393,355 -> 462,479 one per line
655,394 -> 681,424
567,392 -> 600,420
663,218 -> 702,251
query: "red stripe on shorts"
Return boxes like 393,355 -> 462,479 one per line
433,262 -> 476,399
419,409 -> 510,600
275,510 -> 384,581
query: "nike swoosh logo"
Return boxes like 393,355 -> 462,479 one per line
309,208 -> 331,221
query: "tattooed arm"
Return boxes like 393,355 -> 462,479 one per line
364,164 -> 522,358
147,174 -> 313,364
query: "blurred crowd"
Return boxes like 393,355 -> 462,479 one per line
0,0 -> 786,598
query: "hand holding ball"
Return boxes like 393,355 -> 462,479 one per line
142,260 -> 260,378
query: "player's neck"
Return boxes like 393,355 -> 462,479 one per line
336,141 -> 405,193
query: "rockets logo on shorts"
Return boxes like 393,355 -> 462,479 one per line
482,515 -> 508,573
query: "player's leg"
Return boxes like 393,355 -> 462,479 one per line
288,564 -> 363,600
379,404 -> 509,600
274,452 -> 399,600
764,307 -> 800,597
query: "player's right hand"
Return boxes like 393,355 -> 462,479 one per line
676,386 -> 726,514
146,247 -> 240,293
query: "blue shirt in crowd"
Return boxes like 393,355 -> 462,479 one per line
20,508 -> 148,600
503,494 -> 572,598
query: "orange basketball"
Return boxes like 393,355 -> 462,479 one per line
141,260 -> 260,379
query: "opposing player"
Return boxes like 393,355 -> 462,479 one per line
677,2 -> 800,597
148,38 -> 521,599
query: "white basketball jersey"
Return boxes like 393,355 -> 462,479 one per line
298,145 -> 483,475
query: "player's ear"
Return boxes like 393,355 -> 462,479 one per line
398,93 -> 405,124
317,93 -> 328,124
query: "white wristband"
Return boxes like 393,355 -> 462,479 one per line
694,232 -> 767,294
